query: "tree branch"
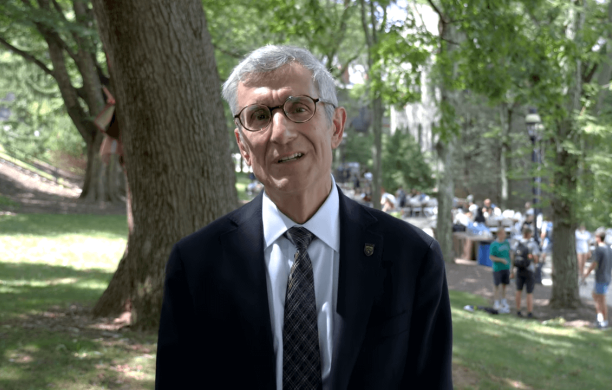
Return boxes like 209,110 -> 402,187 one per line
369,0 -> 378,43
441,36 -> 461,46
426,0 -> 448,24
33,0 -> 79,63
0,35 -> 55,78
582,63 -> 598,84
359,0 -> 373,49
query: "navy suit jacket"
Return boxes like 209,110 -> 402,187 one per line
155,189 -> 453,389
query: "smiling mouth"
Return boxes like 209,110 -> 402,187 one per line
278,153 -> 303,163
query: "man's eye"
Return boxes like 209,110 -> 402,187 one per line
250,110 -> 270,121
289,104 -> 311,114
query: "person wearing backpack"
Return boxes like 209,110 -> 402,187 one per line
511,225 -> 540,318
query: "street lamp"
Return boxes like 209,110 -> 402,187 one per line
525,108 -> 542,240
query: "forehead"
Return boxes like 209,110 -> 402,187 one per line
237,63 -> 317,105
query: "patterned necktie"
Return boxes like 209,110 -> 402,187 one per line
282,226 -> 322,389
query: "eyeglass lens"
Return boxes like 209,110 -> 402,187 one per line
240,96 -> 316,131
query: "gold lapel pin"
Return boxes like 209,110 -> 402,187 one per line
364,244 -> 375,256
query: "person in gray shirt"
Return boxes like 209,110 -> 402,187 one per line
582,227 -> 612,328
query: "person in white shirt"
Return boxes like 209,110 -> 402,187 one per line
576,224 -> 592,278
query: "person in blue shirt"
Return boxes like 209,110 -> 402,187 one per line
489,223 -> 511,313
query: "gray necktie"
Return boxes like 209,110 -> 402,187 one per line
283,226 -> 322,389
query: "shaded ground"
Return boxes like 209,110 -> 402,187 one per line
0,158 -> 125,215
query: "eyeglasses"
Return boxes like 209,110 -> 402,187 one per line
234,95 -> 335,132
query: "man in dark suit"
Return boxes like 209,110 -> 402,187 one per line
155,45 -> 453,389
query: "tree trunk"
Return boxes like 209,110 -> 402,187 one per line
436,138 -> 454,262
432,5 -> 458,263
80,131 -> 105,200
549,3 -> 584,309
549,124 -> 581,308
92,0 -> 238,330
371,96 -> 383,210
498,104 -> 512,210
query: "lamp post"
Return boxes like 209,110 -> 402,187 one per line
525,108 -> 542,240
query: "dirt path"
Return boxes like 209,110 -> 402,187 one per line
0,159 -> 125,215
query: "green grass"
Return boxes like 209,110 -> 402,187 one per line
0,214 -> 127,321
0,214 -> 153,389
0,195 -> 20,210
451,290 -> 612,389
2,214 -> 611,389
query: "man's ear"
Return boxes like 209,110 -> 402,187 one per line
330,107 -> 347,149
234,127 -> 252,166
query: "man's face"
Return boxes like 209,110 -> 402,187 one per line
234,64 -> 345,200
484,199 -> 491,208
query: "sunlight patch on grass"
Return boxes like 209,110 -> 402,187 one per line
2,236 -> 125,272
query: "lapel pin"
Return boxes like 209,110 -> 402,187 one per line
364,244 -> 375,256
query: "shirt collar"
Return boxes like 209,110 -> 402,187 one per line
262,176 -> 340,252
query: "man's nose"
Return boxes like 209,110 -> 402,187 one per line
269,108 -> 297,143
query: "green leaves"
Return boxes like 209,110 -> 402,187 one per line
382,128 -> 434,192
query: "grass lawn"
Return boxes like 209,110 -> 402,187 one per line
451,290 -> 612,389
1,213 -> 611,389
0,213 -> 156,390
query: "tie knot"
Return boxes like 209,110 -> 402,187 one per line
284,226 -> 315,251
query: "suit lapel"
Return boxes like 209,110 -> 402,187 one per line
328,190 -> 384,389
222,193 -> 275,387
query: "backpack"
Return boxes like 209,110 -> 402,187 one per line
514,241 -> 532,269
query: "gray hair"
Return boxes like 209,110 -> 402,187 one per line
222,45 -> 338,123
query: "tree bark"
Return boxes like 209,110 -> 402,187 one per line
549,3 -> 584,309
431,2 -> 457,263
549,122 -> 581,308
498,103 -> 513,210
436,139 -> 454,262
92,0 -> 238,329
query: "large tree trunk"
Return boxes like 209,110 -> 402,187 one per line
432,5 -> 458,263
549,124 -> 581,308
549,3 -> 584,309
92,0 -> 238,330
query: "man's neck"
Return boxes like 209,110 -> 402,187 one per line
267,180 -> 333,224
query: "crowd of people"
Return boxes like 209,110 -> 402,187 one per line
245,171 -> 611,328
451,197 -> 611,328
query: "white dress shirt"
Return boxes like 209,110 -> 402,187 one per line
262,178 -> 340,389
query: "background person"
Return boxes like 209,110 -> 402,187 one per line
489,222 -> 511,313
576,224 -> 591,278
581,228 -> 612,329
511,226 -> 540,318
